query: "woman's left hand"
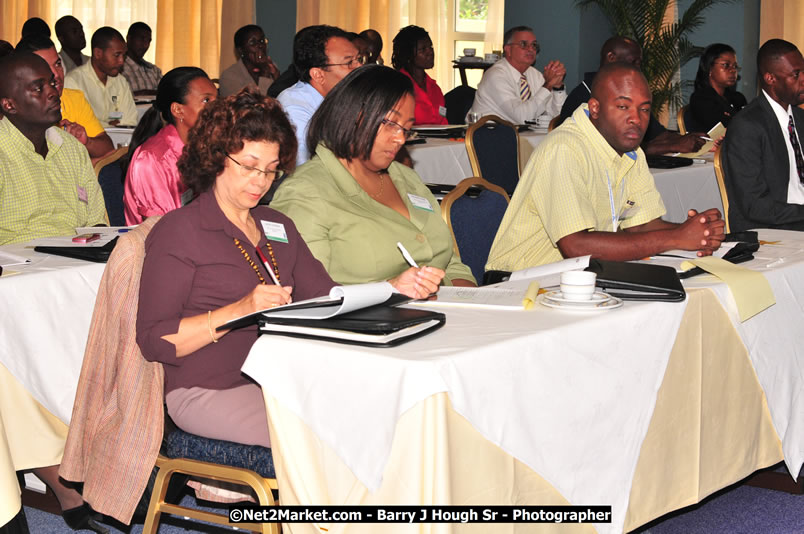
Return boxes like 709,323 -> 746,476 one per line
389,266 -> 445,299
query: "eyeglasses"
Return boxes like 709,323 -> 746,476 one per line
506,40 -> 540,53
226,154 -> 285,181
246,37 -> 268,48
714,62 -> 741,72
381,118 -> 415,140
321,55 -> 366,69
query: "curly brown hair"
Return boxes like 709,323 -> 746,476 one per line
178,88 -> 297,194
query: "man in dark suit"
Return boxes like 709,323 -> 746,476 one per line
723,39 -> 804,232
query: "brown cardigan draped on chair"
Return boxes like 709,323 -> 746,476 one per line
59,217 -> 163,525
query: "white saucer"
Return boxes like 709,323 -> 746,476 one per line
538,293 -> 623,311
543,290 -> 609,304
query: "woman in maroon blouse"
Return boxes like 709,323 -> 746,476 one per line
137,89 -> 335,447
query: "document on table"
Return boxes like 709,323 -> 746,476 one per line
644,243 -> 737,272
411,286 -> 526,310
0,250 -> 31,268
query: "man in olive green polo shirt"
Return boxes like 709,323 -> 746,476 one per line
0,52 -> 106,245
486,63 -> 725,271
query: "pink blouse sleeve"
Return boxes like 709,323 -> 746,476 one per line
123,146 -> 184,225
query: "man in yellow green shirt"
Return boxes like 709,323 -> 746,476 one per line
15,34 -> 115,160
0,53 -> 107,245
487,63 -> 726,271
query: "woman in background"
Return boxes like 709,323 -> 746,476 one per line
123,67 -> 217,224
392,25 -> 448,125
219,25 -> 280,97
688,43 -> 747,132
272,65 -> 475,293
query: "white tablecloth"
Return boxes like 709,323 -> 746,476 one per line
0,243 -> 104,423
683,228 -> 804,481
408,133 -> 723,224
243,298 -> 689,534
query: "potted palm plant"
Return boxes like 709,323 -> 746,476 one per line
575,0 -> 734,118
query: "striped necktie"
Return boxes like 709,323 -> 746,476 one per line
788,115 -> 804,183
519,74 -> 531,101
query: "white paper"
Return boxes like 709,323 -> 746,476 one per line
75,226 -> 135,235
0,250 -> 31,267
411,286 -> 525,310
262,282 -> 394,320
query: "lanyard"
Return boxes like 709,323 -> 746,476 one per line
606,171 -> 626,232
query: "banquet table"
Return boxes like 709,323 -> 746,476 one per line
2,230 -> 802,531
241,229 -> 804,534
408,132 -> 723,224
0,242 -> 104,526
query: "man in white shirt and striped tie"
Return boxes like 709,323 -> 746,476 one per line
468,25 -> 567,124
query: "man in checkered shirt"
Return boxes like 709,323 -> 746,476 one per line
0,53 -> 106,244
122,22 -> 162,96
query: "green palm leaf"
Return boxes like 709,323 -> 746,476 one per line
576,0 -> 736,116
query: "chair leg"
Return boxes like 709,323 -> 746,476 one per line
144,456 -> 280,534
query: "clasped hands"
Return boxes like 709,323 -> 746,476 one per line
679,208 -> 726,256
542,60 -> 566,90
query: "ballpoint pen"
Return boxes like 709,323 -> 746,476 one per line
397,242 -> 419,268
254,247 -> 281,286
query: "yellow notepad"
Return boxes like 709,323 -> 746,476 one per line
680,257 -> 775,321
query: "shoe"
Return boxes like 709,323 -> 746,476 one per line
61,503 -> 109,534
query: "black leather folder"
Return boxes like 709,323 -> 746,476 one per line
585,259 -> 686,301
34,236 -> 119,263
258,304 -> 446,347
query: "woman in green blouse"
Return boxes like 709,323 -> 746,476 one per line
272,65 -> 476,295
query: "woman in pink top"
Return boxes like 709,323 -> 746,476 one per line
392,25 -> 448,125
123,67 -> 217,224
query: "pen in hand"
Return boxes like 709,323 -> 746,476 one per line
397,242 -> 419,268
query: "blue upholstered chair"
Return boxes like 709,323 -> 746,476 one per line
465,115 -> 520,195
60,218 -> 281,534
143,430 -> 279,534
440,177 -> 510,284
92,147 -> 128,226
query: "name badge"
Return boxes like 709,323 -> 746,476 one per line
77,185 -> 88,203
261,220 -> 288,243
180,188 -> 194,206
108,111 -> 123,120
619,200 -> 637,221
407,193 -> 433,212
438,105 -> 447,118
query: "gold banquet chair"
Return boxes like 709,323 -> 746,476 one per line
713,143 -> 731,234
59,217 -> 280,534
465,115 -> 520,195
441,177 -> 510,284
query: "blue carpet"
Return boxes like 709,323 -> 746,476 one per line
640,485 -> 804,534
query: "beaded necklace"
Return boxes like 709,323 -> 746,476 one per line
233,237 -> 281,284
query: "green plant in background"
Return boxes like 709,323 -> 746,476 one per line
575,0 -> 734,117
459,0 -> 489,20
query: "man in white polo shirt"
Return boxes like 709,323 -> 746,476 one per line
65,26 -> 137,127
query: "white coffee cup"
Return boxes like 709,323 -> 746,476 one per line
560,270 -> 597,301
463,48 -> 476,57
